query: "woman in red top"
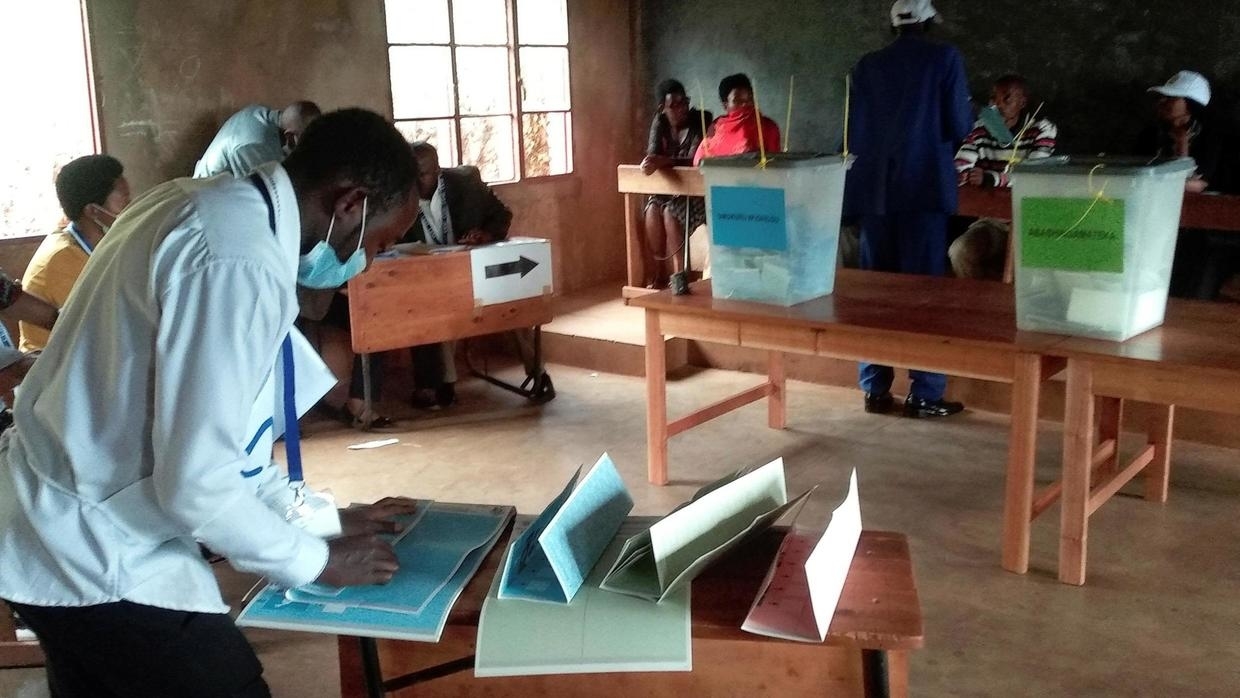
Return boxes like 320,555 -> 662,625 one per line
693,73 -> 782,165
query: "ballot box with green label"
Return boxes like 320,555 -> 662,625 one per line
702,153 -> 849,306
1011,157 -> 1195,340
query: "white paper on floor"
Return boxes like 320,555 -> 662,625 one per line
348,438 -> 400,451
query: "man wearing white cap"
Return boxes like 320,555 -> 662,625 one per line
1138,70 -> 1239,299
844,0 -> 972,418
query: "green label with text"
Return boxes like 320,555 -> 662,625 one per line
1020,197 -> 1125,273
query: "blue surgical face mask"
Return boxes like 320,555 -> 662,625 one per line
297,197 -> 369,289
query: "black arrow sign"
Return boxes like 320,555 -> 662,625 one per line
485,255 -> 539,279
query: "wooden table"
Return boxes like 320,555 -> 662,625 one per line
631,271 -> 1070,577
0,601 -> 42,669
338,527 -> 923,698
1048,299 -> 1240,585
346,249 -> 557,415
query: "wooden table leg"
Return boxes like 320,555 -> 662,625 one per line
768,351 -> 786,430
646,310 -> 669,485
1096,396 -> 1123,476
1059,359 -> 1094,586
1002,353 -> 1041,575
1144,404 -> 1175,503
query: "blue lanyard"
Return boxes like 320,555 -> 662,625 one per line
249,174 -> 303,486
65,222 -> 93,255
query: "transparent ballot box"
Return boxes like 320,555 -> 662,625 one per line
702,153 -> 850,306
1011,156 -> 1195,340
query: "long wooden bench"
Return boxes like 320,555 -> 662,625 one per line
958,187 -> 1240,231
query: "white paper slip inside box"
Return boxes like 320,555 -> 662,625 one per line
498,453 -> 633,604
600,458 -> 814,603
742,469 -> 862,642
475,518 -> 691,677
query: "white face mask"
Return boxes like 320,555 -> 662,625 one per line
297,197 -> 369,289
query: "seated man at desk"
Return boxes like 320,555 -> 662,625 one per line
20,154 -> 131,351
950,74 -> 1058,280
403,141 -> 514,409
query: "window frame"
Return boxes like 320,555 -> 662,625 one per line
383,0 -> 573,185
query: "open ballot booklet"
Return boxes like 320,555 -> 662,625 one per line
498,453 -> 634,604
600,458 -> 814,603
237,501 -> 514,642
476,518 -> 692,677
741,469 -> 862,642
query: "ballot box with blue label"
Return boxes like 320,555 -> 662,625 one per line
702,153 -> 849,306
1011,157 -> 1194,340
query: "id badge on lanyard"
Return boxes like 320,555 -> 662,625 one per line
250,174 -> 341,539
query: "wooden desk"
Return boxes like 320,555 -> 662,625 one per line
0,601 -> 43,669
1047,300 -> 1240,585
631,271 -> 1069,576
338,527 -> 923,698
957,186 -> 1240,232
347,249 -> 556,413
617,164 -> 705,299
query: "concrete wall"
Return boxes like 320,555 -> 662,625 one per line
0,0 -> 636,294
640,0 -> 1240,155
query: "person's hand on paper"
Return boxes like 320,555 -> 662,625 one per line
317,535 -> 399,587
339,496 -> 420,536
965,169 -> 986,187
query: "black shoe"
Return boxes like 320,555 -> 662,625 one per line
436,383 -> 456,408
903,395 -> 965,418
411,388 -> 442,411
863,392 -> 894,414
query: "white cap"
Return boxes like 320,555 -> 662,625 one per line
891,0 -> 939,26
1148,70 -> 1211,107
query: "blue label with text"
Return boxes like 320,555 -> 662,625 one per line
709,186 -> 787,251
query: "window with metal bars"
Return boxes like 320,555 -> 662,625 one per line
384,0 -> 573,184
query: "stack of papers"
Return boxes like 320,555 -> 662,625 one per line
236,502 -> 513,642
476,519 -> 691,677
499,454 -> 633,604
742,469 -> 862,642
600,458 -> 813,602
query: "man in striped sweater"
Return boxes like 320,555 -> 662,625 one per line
950,75 -> 1058,279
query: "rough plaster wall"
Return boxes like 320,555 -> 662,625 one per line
88,0 -> 392,193
641,0 -> 1240,156
81,0 -> 634,293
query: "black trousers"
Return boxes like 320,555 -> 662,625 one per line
7,600 -> 270,698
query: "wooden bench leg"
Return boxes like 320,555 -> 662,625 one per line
1002,353 -> 1042,574
1144,404 -> 1174,503
768,351 -> 786,430
1095,396 -> 1123,476
646,310 -> 669,485
1059,360 -> 1094,585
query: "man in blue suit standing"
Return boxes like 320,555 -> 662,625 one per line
845,0 -> 973,418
